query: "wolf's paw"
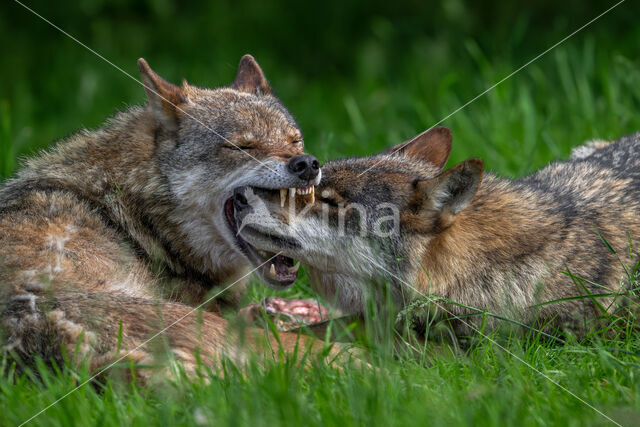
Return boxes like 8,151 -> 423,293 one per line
238,297 -> 330,331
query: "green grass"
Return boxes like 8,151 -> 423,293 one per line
3,1 -> 640,426
2,308 -> 640,426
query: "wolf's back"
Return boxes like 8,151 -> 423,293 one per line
577,131 -> 640,175
518,131 -> 640,205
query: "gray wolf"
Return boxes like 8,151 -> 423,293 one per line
233,127 -> 640,338
0,55 -> 341,379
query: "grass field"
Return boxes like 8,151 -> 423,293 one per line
2,1 -> 640,426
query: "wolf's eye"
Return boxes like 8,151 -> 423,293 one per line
318,196 -> 340,208
292,139 -> 304,148
318,189 -> 342,208
223,143 -> 253,151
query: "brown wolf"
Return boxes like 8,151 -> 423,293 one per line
0,55 -> 343,378
233,127 -> 640,338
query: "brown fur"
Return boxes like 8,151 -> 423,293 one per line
234,128 -> 640,338
0,56 -> 347,377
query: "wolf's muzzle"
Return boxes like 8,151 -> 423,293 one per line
288,154 -> 320,182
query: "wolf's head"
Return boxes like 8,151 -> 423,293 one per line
138,56 -> 320,283
233,127 -> 484,312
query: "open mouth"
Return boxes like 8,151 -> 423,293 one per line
224,185 -> 314,289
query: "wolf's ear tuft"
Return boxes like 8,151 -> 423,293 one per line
138,58 -> 186,130
231,54 -> 272,95
384,127 -> 452,168
417,158 -> 483,225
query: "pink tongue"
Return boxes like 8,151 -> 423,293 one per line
225,198 -> 237,229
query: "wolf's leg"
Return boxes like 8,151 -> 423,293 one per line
2,291 -> 352,382
0,195 -> 359,378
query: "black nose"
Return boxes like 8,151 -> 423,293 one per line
287,154 -> 320,181
233,187 -> 249,210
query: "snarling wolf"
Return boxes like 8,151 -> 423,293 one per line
234,127 -> 640,337
0,55 -> 339,377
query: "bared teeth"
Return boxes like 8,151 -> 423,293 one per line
295,186 -> 315,196
288,261 -> 300,274
269,264 -> 276,276
278,186 -> 315,207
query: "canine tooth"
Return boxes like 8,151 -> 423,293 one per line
288,261 -> 300,274
289,188 -> 296,204
310,186 -> 315,204
269,264 -> 276,276
280,188 -> 287,207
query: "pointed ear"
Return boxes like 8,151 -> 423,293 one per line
383,127 -> 452,168
417,158 -> 483,225
231,54 -> 272,95
137,58 -> 186,130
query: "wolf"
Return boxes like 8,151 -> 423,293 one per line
233,127 -> 640,338
0,55 -> 343,378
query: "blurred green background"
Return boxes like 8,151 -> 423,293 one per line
1,0 -> 640,179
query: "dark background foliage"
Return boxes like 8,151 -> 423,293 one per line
2,0 -> 640,179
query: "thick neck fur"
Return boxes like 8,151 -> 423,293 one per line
418,175 -> 552,297
5,107 -> 245,287
415,165 -> 634,320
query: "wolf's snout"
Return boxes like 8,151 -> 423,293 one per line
288,154 -> 320,181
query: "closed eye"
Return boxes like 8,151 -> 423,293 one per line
318,196 -> 340,208
223,143 -> 253,151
